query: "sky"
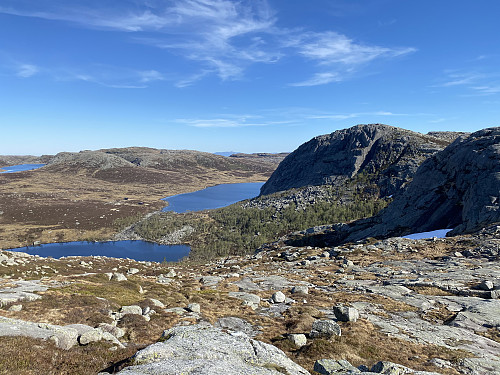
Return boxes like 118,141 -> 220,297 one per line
1,0 -> 500,155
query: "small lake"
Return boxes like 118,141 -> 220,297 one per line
403,229 -> 452,240
8,240 -> 190,262
0,164 -> 45,173
162,182 -> 264,213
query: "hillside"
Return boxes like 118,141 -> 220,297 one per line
0,148 -> 279,250
290,127 -> 500,247
260,124 -> 451,197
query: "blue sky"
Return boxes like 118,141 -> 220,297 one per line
1,0 -> 499,155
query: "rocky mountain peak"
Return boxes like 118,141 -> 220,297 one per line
260,124 -> 448,197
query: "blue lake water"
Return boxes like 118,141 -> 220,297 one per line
8,240 -> 190,262
403,229 -> 452,240
0,164 -> 45,173
162,182 -> 264,213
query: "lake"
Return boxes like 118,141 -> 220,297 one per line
8,240 -> 190,263
0,164 -> 45,173
162,182 -> 264,213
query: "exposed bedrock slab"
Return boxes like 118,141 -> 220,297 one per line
115,324 -> 310,375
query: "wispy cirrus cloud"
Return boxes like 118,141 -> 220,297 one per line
306,110 -> 412,120
436,70 -> 500,96
177,113 -> 297,128
58,66 -> 166,88
16,63 -> 39,78
0,0 -> 416,86
289,31 -> 415,86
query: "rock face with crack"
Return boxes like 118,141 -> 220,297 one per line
296,127 -> 500,246
347,127 -> 500,240
116,323 -> 310,375
260,124 -> 448,196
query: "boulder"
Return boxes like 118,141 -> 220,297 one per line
288,333 -> 307,348
333,305 -> 359,322
271,291 -> 286,303
310,320 -> 341,338
313,359 -> 361,374
115,324 -> 310,374
291,286 -> 309,295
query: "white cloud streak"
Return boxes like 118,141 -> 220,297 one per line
16,64 -> 39,78
0,0 -> 416,86
436,70 -> 500,96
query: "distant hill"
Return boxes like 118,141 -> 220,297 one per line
260,124 -> 453,197
0,155 -> 52,167
43,147 -> 280,184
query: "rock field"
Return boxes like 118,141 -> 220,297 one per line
0,223 -> 498,374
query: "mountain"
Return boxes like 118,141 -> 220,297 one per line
295,127 -> 500,246
260,124 -> 450,197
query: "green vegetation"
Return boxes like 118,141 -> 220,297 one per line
135,192 -> 388,261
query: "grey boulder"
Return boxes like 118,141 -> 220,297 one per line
115,323 -> 310,374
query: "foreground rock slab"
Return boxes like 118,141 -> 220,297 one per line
113,323 -> 310,375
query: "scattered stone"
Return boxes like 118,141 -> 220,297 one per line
119,305 -> 143,315
157,274 -> 174,284
79,329 -> 103,345
164,307 -> 187,316
148,298 -> 165,309
187,303 -> 201,313
271,291 -> 286,303
288,333 -> 307,348
310,320 -> 341,338
8,304 -> 22,312
478,280 -> 494,291
98,323 -> 125,338
313,359 -> 360,374
333,305 -> 359,322
165,269 -> 176,278
291,285 -> 309,295
127,268 -> 139,275
228,292 -> 261,310
200,276 -> 223,288
111,273 -> 127,282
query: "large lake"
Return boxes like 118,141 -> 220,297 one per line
0,164 -> 45,173
6,182 -> 264,261
162,182 -> 264,213
8,240 -> 190,263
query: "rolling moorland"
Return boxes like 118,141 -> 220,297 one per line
0,124 -> 498,375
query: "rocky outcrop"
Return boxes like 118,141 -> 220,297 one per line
116,323 -> 310,375
260,124 -> 448,196
301,127 -> 500,245
47,151 -> 135,171
44,147 -> 277,177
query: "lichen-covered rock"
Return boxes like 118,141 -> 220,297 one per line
115,324 -> 310,374
310,319 -> 341,338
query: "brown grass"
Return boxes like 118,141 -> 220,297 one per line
272,319 -> 467,375
0,336 -> 140,375
0,165 -> 272,249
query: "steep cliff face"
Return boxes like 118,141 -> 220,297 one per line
304,127 -> 500,246
260,124 -> 448,197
